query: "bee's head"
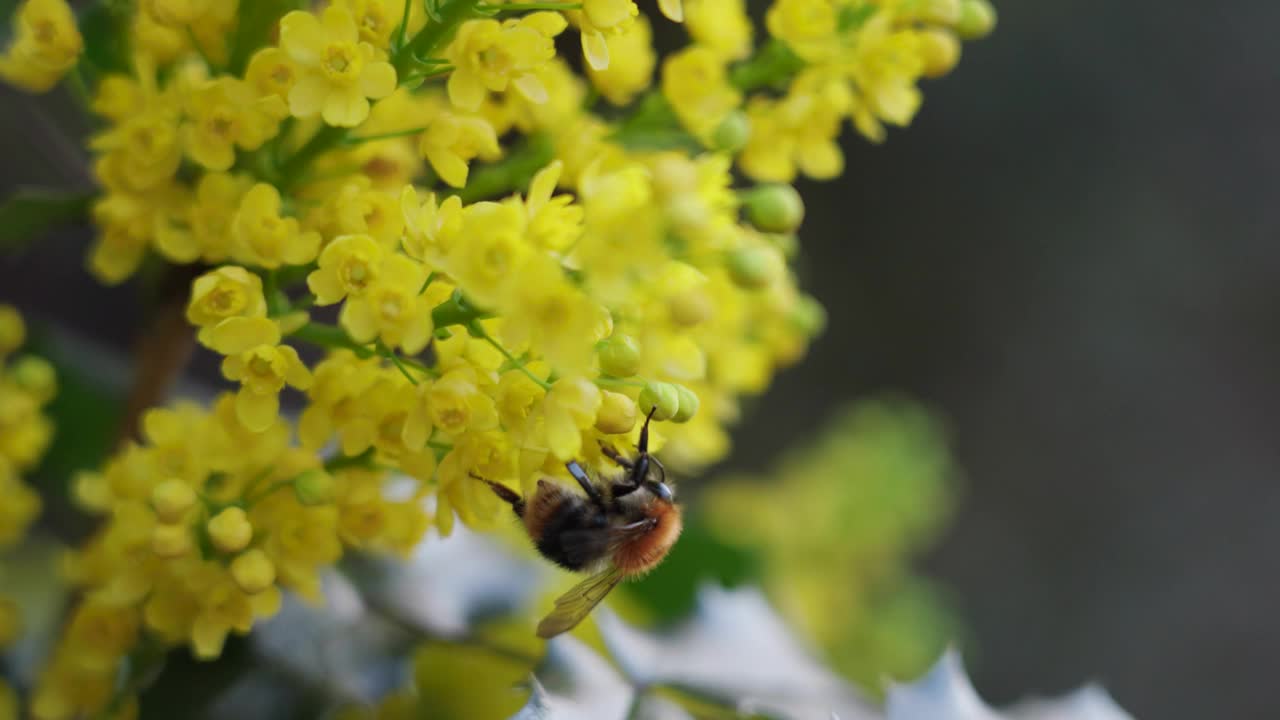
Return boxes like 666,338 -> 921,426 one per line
646,479 -> 675,503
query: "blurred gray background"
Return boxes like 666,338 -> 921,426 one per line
3,1 -> 1278,718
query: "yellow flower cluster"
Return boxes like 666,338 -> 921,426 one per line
3,0 -> 993,714
704,399 -> 957,689
0,306 -> 56,719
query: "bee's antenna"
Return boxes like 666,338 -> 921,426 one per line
470,472 -> 525,517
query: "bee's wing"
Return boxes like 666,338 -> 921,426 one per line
558,518 -> 658,567
536,565 -> 625,639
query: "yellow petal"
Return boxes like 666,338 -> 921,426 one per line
288,73 -> 328,118
279,11 -> 324,65
192,615 -> 229,659
236,389 -> 279,432
359,61 -> 397,100
512,73 -> 548,104
307,267 -> 346,305
339,298 -> 377,343
322,6 -> 359,45
279,345 -> 313,389
658,0 -> 683,21
447,69 -> 486,111
426,147 -> 469,188
582,30 -> 610,71
323,88 -> 369,127
206,317 -> 281,355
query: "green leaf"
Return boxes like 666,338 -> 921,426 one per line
227,0 -> 302,75
0,188 -> 94,252
78,1 -> 132,74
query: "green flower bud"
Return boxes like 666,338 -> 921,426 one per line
905,0 -> 961,25
711,110 -> 751,153
956,0 -> 996,39
727,246 -> 781,289
11,355 -> 56,403
599,334 -> 642,377
293,469 -> 335,506
638,381 -> 680,421
744,184 -> 805,233
792,294 -> 827,337
671,384 -> 699,423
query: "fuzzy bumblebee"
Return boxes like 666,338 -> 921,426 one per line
479,410 -> 683,637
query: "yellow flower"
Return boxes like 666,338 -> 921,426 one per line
245,47 -> 300,103
279,7 -> 398,126
189,566 -> 281,659
156,172 -> 253,263
339,253 -> 434,354
232,183 -> 322,268
184,77 -> 284,170
0,0 -> 83,93
186,266 -> 267,345
418,110 -> 500,188
446,201 -> 529,308
206,317 -> 313,431
661,45 -> 741,139
0,306 -> 25,356
521,160 -> 582,252
307,233 -> 386,305
401,186 -> 464,264
765,0 -> 838,62
446,13 -> 565,111
740,69 -> 849,180
685,0 -> 753,60
328,179 -> 405,246
576,0 -> 638,71
585,16 -> 655,106
337,0 -> 405,49
541,376 -> 601,460
500,256 -> 608,376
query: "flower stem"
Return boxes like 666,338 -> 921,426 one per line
393,0 -> 483,79
289,322 -> 376,358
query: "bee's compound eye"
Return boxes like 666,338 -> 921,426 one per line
650,481 -> 674,502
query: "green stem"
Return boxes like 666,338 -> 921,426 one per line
484,1 -> 582,9
340,126 -> 429,146
392,0 -> 483,79
452,133 -> 554,203
377,340 -> 421,385
729,38 -> 805,91
289,322 -> 376,358
324,447 -> 378,472
475,329 -> 551,390
431,290 -> 493,329
278,124 -> 349,191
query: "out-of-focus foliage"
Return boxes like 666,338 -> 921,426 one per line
703,399 -> 957,688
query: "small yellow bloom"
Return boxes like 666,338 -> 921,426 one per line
685,0 -> 752,60
151,479 -> 196,522
279,7 -> 398,126
521,161 -> 582,252
446,201 -> 528,308
585,16 -> 655,106
245,47 -> 300,102
232,183 -> 323,269
186,266 -> 268,345
337,0 -> 404,49
308,233 -> 386,305
151,523 -> 193,558
446,13 -> 565,111
206,317 -> 313,431
230,549 -> 276,594
541,376 -> 601,460
661,45 -> 741,139
184,77 -> 284,171
207,507 -> 254,554
0,0 -> 83,93
339,254 -> 434,354
418,111 -> 500,188
0,306 -> 25,355
401,187 -> 465,269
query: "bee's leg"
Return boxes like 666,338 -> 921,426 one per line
600,443 -> 634,469
471,473 -> 525,518
566,460 -> 607,510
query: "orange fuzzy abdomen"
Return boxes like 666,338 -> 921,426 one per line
614,502 -> 682,577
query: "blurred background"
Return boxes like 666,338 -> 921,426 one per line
3,0 -> 1278,718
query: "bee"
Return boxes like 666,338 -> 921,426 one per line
476,410 -> 682,638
